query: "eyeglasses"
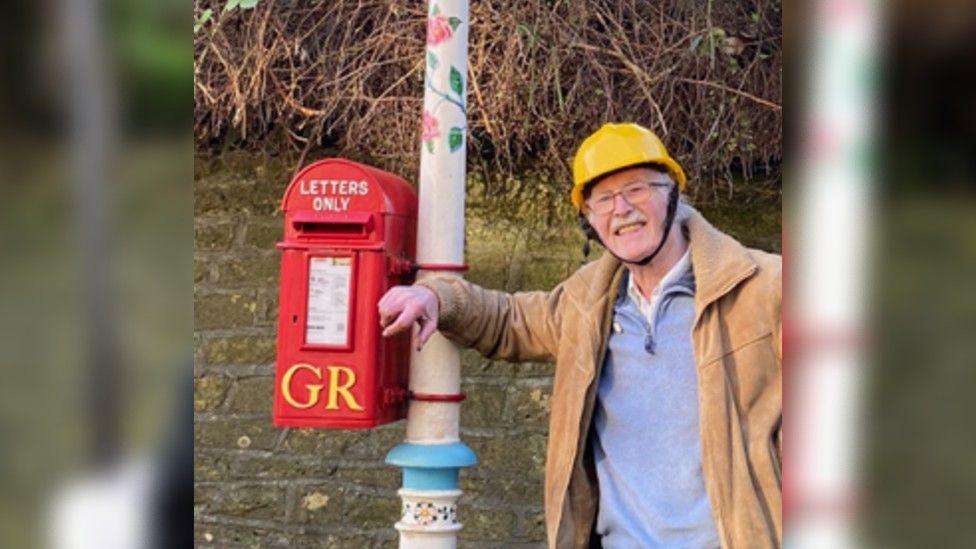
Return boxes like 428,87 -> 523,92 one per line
585,181 -> 671,215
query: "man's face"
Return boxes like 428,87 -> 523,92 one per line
584,167 -> 674,262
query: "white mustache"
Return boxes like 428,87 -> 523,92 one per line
610,216 -> 647,233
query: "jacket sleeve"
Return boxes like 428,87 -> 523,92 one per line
416,275 -> 564,363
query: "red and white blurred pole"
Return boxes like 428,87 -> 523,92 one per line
791,0 -> 878,546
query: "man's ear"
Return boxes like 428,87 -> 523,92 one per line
578,213 -> 599,241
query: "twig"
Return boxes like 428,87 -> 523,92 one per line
674,77 -> 782,111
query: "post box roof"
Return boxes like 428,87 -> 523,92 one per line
281,158 -> 417,215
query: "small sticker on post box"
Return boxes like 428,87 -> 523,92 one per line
306,256 -> 352,346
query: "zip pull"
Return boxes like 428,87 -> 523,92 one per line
644,332 -> 656,355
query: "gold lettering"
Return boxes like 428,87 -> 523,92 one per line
325,366 -> 364,411
281,363 -> 324,409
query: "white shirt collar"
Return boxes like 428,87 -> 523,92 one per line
626,247 -> 693,321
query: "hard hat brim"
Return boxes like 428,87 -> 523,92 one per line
571,158 -> 687,211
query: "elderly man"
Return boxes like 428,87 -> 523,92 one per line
379,123 -> 782,548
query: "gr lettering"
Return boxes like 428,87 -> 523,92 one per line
280,363 -> 364,411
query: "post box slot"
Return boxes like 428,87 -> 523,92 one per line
296,222 -> 365,237
291,212 -> 373,239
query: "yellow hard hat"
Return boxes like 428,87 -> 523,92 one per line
571,122 -> 687,211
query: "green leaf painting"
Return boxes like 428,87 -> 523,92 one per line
449,66 -> 463,96
425,140 -> 435,154
448,127 -> 463,152
448,17 -> 461,32
432,4 -> 440,16
427,51 -> 439,70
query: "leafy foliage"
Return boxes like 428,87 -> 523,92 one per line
194,0 -> 781,196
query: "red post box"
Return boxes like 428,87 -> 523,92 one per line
273,158 -> 417,428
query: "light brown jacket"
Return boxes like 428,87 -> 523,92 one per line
419,210 -> 782,548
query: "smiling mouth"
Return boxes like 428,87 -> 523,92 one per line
614,221 -> 646,236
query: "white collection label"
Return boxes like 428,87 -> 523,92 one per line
299,179 -> 370,212
306,256 -> 352,346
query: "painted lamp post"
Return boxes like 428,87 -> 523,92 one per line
385,2 -> 477,548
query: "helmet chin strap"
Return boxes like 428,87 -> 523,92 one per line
624,184 -> 679,266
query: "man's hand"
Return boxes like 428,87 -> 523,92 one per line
378,285 -> 440,351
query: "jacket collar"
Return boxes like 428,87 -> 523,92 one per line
584,207 -> 757,319
685,208 -> 758,317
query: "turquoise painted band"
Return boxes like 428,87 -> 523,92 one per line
402,467 -> 459,490
385,442 -> 478,490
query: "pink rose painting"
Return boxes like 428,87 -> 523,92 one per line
422,111 -> 440,141
422,111 -> 440,152
427,15 -> 453,46
422,7 -> 464,154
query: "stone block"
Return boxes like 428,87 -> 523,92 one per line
194,450 -> 233,481
465,543 -> 545,549
460,382 -> 509,429
193,184 -> 235,216
461,349 -> 515,377
195,292 -> 258,330
203,335 -> 276,365
505,381 -> 553,427
218,253 -> 280,288
280,425 -> 404,461
194,259 -> 211,284
290,484 -> 399,529
333,466 -> 400,490
460,474 -> 544,506
465,432 -> 547,474
195,222 -> 235,251
194,178 -> 284,217
228,376 -> 274,414
196,484 -> 284,521
194,521 -> 271,547
280,429 -> 370,458
195,375 -> 231,411
264,531 -> 386,548
258,291 -> 279,324
513,361 -> 555,377
245,221 -> 283,250
458,506 -> 516,541
515,511 -> 548,542
342,427 -> 405,458
230,454 -> 337,480
239,178 -> 288,216
195,417 -> 281,451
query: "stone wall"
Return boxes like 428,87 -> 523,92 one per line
194,153 -> 781,547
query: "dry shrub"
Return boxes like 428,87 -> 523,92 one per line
194,0 -> 781,196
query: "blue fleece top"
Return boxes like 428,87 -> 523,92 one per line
591,255 -> 720,548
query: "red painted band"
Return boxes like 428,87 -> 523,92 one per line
410,391 -> 467,402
